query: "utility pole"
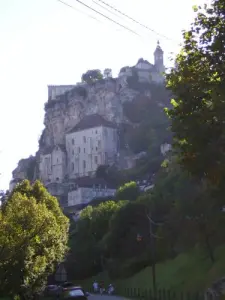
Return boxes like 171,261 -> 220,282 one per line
146,211 -> 163,300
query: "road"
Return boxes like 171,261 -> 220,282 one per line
89,295 -> 128,300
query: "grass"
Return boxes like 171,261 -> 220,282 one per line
78,245 -> 225,293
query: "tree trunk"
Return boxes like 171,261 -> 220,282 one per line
205,235 -> 215,263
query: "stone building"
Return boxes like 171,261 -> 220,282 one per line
39,145 -> 67,183
38,114 -> 118,187
48,85 -> 75,100
66,114 -> 118,179
67,177 -> 116,207
10,41 -> 167,207
118,41 -> 165,84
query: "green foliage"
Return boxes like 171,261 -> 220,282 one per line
115,181 -> 140,201
0,180 -> 69,298
95,164 -> 126,186
166,0 -> 225,184
126,68 -> 139,89
67,200 -> 126,280
103,68 -> 112,78
81,69 -> 103,84
26,157 -> 37,181
123,87 -> 172,155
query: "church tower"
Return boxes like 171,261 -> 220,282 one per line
154,41 -> 165,73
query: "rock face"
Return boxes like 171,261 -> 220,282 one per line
10,156 -> 37,192
40,79 -> 125,150
10,47 -> 166,205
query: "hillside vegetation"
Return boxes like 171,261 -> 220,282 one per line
79,245 -> 225,293
68,0 -> 225,293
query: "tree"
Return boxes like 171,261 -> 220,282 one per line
81,69 -> 103,84
166,0 -> 225,184
0,180 -> 69,298
95,165 -> 125,186
116,181 -> 140,201
67,201 -> 126,279
103,68 -> 112,79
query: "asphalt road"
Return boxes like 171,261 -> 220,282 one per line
89,295 -> 127,300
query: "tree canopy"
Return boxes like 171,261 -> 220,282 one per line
81,69 -> 103,84
166,0 -> 225,184
0,180 -> 69,298
115,181 -> 140,201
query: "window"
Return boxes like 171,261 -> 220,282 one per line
95,156 -> 98,164
95,130 -> 98,134
57,158 -> 59,163
96,147 -> 98,151
83,160 -> 86,169
98,140 -> 101,147
72,150 -> 74,155
72,163 -> 74,171
78,147 -> 80,153
84,148 -> 86,153
72,138 -> 75,145
68,290 -> 84,297
83,136 -> 86,143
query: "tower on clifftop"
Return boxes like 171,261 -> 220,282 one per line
154,41 -> 165,73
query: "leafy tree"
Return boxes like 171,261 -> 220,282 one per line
81,69 -> 103,84
67,201 -> 125,279
116,181 -> 140,201
166,0 -> 225,184
95,164 -> 125,186
105,201 -> 150,266
0,180 -> 69,298
103,68 -> 112,78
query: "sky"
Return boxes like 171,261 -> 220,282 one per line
0,0 -> 206,191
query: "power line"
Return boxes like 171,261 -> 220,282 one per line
94,0 -> 179,43
92,0 -> 124,21
57,0 -> 140,36
74,0 -> 140,36
57,0 -> 103,23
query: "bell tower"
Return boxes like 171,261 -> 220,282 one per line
154,41 -> 165,73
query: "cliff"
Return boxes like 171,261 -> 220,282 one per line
39,79 -> 137,152
10,50 -> 170,203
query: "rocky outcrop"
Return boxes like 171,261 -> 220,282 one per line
10,156 -> 37,191
40,79 -> 128,152
11,59 -> 166,200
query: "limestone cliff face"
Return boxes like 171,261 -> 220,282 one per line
10,67 -> 165,195
39,78 -> 138,153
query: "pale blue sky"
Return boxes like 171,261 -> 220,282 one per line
0,0 -> 206,190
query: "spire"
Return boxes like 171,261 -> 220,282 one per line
154,40 -> 163,54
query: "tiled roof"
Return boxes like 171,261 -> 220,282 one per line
41,144 -> 66,155
136,58 -> 152,65
68,114 -> 116,134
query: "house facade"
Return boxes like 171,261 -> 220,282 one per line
67,177 -> 116,207
66,114 -> 118,178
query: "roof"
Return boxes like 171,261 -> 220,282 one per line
70,176 -> 116,189
136,58 -> 152,65
41,144 -> 66,155
48,85 -> 75,88
68,114 -> 116,134
154,41 -> 163,54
